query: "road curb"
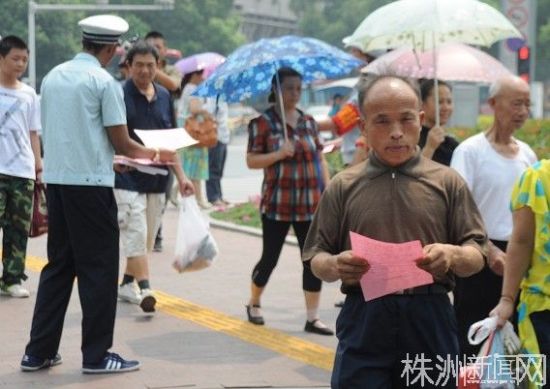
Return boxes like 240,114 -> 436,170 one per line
208,217 -> 299,246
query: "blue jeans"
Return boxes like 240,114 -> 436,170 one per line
206,141 -> 227,203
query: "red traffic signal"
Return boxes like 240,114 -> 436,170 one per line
518,46 -> 530,61
517,46 -> 530,82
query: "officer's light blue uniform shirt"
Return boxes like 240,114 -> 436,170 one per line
41,52 -> 126,187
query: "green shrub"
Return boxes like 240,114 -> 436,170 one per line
448,117 -> 550,159
210,202 -> 261,229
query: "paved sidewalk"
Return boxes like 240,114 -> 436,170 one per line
0,206 -> 343,389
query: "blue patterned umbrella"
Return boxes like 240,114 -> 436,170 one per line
193,35 -> 364,103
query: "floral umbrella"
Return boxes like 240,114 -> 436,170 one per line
363,43 -> 513,84
193,35 -> 363,140
343,0 -> 521,126
193,35 -> 363,103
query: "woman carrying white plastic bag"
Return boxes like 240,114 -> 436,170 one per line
173,196 -> 218,272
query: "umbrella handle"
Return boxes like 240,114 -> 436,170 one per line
275,69 -> 289,142
432,32 -> 440,128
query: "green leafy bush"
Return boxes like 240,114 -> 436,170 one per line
210,202 -> 261,229
448,117 -> 550,159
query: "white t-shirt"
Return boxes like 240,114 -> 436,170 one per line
450,132 -> 537,241
0,83 -> 40,179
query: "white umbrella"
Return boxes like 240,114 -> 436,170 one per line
344,0 -> 521,125
363,43 -> 513,84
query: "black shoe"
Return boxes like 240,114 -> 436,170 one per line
304,319 -> 334,336
245,304 -> 264,325
21,353 -> 62,372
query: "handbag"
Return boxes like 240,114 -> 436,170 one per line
184,113 -> 218,148
29,183 -> 48,237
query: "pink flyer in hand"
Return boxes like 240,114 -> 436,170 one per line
349,231 -> 433,301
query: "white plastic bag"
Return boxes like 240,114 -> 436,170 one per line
468,316 -> 521,354
173,196 -> 218,273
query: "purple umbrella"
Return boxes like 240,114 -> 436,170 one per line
175,52 -> 225,77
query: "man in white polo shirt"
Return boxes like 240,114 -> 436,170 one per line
451,75 -> 537,358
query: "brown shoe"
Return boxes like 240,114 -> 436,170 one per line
304,319 -> 334,336
245,304 -> 264,325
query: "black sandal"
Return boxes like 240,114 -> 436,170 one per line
245,304 -> 265,325
304,319 -> 334,336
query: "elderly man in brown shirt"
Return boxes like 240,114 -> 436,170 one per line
303,75 -> 487,389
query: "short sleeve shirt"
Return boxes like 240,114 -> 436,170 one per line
115,80 -> 173,193
451,132 -> 537,240
303,151 -> 488,290
41,53 -> 126,187
510,159 -> 550,358
247,107 -> 324,222
0,83 -> 40,179
511,159 -> 550,296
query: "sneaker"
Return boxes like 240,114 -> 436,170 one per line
118,283 -> 141,305
21,353 -> 62,372
1,283 -> 30,298
82,352 -> 140,374
139,289 -> 156,313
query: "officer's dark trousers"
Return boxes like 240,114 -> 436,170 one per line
25,185 -> 119,365
331,293 -> 459,389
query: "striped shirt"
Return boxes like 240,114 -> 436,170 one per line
247,107 -> 324,222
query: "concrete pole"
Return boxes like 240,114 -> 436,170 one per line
28,1 -> 37,89
26,0 -> 174,90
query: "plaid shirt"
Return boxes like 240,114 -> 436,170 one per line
247,107 -> 324,222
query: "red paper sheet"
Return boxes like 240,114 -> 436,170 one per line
349,231 -> 434,301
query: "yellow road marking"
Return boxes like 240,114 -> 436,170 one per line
25,255 -> 335,371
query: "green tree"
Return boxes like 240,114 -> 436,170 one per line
290,0 -> 393,49
126,0 -> 245,57
0,0 -> 245,91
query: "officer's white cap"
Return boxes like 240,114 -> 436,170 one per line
78,15 -> 129,44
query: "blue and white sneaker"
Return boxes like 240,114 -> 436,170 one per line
21,353 -> 62,372
82,352 -> 140,374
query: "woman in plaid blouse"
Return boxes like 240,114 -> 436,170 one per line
245,67 -> 333,335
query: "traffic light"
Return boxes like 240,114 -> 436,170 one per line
517,46 -> 531,83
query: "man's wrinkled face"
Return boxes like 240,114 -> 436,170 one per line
129,53 -> 157,87
362,78 -> 423,167
490,80 -> 530,132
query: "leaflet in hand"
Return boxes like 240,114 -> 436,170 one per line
349,232 -> 433,301
134,128 -> 198,150
114,155 -> 169,176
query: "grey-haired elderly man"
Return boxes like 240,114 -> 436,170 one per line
450,75 -> 537,358
21,15 -> 176,374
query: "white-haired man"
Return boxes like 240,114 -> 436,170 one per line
451,75 -> 537,358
